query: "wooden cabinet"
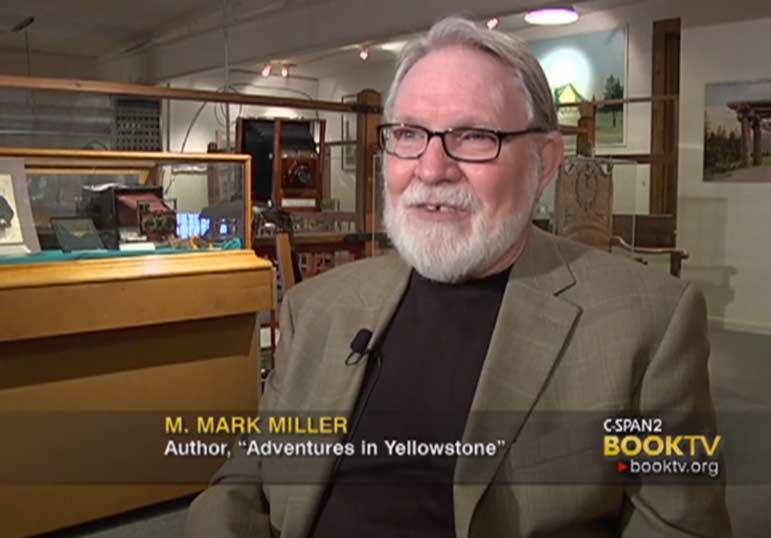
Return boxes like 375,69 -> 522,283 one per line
0,149 -> 272,537
0,250 -> 273,537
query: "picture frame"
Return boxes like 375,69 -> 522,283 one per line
0,157 -> 41,256
703,79 -> 771,182
528,27 -> 629,148
341,94 -> 358,172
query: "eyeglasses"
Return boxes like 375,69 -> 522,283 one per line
377,123 -> 546,163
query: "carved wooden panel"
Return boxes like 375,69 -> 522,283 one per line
554,158 -> 614,250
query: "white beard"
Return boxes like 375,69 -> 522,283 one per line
383,167 -> 540,283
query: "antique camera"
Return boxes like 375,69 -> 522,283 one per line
281,153 -> 319,190
238,118 -> 323,207
80,186 -> 177,248
137,201 -> 177,242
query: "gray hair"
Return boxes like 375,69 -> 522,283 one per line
383,16 -> 557,132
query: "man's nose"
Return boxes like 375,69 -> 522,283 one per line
416,136 -> 459,184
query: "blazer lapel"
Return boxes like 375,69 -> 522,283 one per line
454,229 -> 581,538
281,254 -> 412,538
316,253 -> 413,410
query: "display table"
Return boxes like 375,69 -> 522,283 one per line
0,250 -> 272,537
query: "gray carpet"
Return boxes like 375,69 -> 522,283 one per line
710,328 -> 771,538
40,497 -> 190,538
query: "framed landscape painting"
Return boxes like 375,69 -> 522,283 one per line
704,79 -> 771,182
528,27 -> 628,147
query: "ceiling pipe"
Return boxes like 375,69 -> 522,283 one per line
11,16 -> 35,33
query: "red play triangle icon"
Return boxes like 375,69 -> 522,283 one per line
617,462 -> 629,473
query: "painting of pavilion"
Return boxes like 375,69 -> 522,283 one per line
704,80 -> 771,182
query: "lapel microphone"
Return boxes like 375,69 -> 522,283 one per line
314,327 -> 381,535
344,329 -> 373,365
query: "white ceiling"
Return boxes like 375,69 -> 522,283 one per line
3,0 -> 771,81
1,0 -> 604,61
274,0 -> 771,82
0,0 -> 234,57
242,0 -> 647,81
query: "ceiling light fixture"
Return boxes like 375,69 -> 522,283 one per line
486,17 -> 500,30
359,47 -> 370,61
281,65 -> 289,78
524,7 -> 579,26
261,63 -> 272,77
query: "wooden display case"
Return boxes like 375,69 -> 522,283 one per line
0,149 -> 273,537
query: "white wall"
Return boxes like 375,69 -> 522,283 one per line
97,53 -> 150,84
0,48 -> 98,79
163,69 -> 320,212
317,59 -> 396,104
678,16 -> 771,335
317,59 -> 396,212
165,69 -> 320,153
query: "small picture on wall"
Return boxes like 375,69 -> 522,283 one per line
704,79 -> 771,182
341,95 -> 357,172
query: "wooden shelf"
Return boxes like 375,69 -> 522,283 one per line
0,250 -> 273,343
0,250 -> 271,290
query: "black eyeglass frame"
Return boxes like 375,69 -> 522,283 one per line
377,122 -> 547,163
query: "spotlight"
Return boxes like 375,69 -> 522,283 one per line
261,64 -> 272,77
359,47 -> 369,61
281,65 -> 289,78
486,17 -> 500,30
524,7 -> 579,26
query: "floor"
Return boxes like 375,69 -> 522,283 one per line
39,497 -> 191,538
39,327 -> 771,538
709,328 -> 771,538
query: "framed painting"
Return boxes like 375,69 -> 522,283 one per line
341,94 -> 358,172
704,79 -> 771,182
528,27 -> 628,147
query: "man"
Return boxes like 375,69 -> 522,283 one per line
186,16 -> 732,538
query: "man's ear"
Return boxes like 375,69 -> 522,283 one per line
536,131 -> 565,197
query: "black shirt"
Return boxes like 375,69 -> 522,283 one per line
311,267 -> 509,538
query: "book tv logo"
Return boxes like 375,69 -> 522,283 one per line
603,435 -> 721,458
601,418 -> 722,478
603,434 -> 722,478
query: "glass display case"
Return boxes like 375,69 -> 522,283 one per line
0,148 -> 252,262
0,148 -> 272,538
